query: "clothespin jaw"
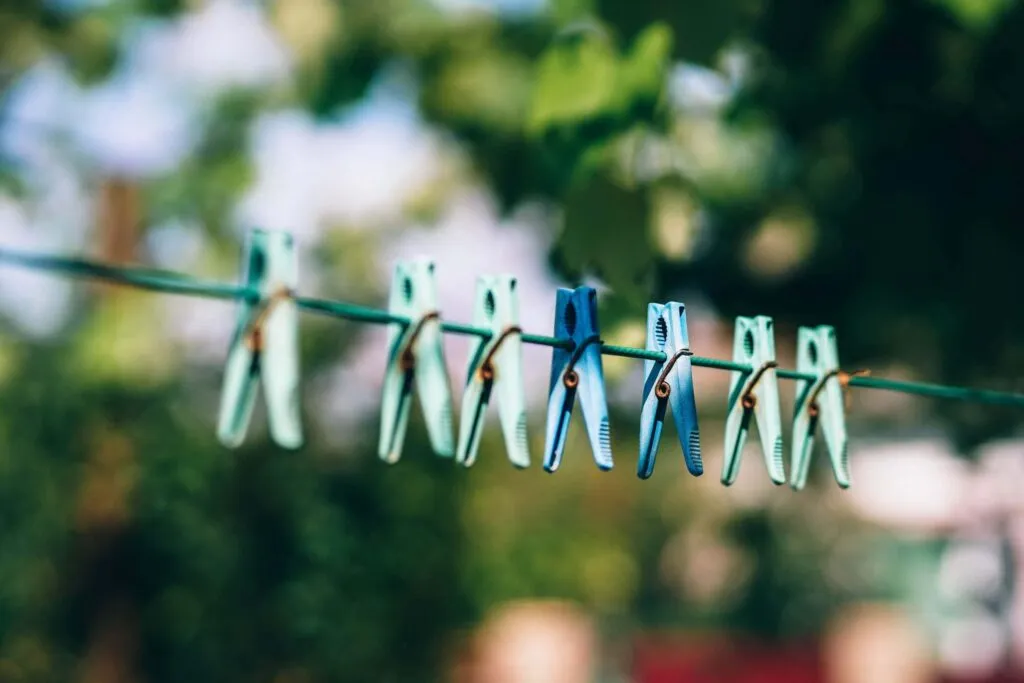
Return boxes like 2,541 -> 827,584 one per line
455,275 -> 530,469
722,316 -> 785,486
543,286 -> 613,473
378,259 -> 454,463
217,229 -> 302,449
790,325 -> 850,490
638,302 -> 702,479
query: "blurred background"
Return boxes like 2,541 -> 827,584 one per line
1,0 -> 1024,681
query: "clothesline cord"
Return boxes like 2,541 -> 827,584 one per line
1,247 -> 1021,408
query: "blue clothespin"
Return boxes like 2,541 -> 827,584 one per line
790,325 -> 850,490
455,275 -> 530,469
638,302 -> 702,479
217,229 -> 302,449
543,286 -> 612,472
722,316 -> 785,485
379,260 -> 454,463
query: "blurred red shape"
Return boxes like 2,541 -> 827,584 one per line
632,633 -> 821,683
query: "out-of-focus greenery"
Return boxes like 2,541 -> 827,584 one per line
0,0 -> 1022,681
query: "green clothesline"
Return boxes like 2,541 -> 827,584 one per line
1,247 -> 1022,409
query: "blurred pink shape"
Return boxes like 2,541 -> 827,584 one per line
823,603 -> 933,683
455,601 -> 595,683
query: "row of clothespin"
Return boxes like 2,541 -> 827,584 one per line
219,230 -> 851,490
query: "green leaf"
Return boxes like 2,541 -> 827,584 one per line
614,22 -> 673,116
527,26 -> 619,135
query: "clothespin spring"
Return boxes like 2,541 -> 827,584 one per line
805,368 -> 843,419
837,369 -> 870,412
244,285 -> 295,352
741,360 -> 779,409
399,311 -> 441,371
478,326 -> 523,381
804,368 -> 871,416
563,334 -> 602,388
653,348 -> 695,399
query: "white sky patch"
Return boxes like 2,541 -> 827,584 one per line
5,0 -> 291,181
0,61 -> 82,170
668,62 -> 735,116
129,0 -> 291,96
234,110 -> 321,238
237,94 -> 446,238
145,218 -> 207,271
70,0 -> 290,177
1,39 -> 197,179
73,72 -> 199,177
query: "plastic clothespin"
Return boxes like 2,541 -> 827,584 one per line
722,316 -> 785,486
217,229 -> 302,449
455,275 -> 530,469
638,302 -> 702,479
379,260 -> 454,463
790,325 -> 850,490
543,286 -> 613,472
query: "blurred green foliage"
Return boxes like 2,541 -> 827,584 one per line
1,0 -> 1022,680
0,335 -> 468,682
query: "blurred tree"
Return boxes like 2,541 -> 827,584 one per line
1,0 -> 1023,680
719,0 -> 1024,449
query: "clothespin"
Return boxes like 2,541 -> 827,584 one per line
722,316 -> 785,485
455,275 -> 530,468
543,286 -> 613,472
217,229 -> 302,449
379,260 -> 454,463
638,302 -> 702,479
790,325 -> 850,490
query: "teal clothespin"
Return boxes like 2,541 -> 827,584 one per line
638,302 -> 702,479
217,229 -> 302,449
722,316 -> 785,485
379,260 -> 454,463
790,325 -> 850,490
455,275 -> 530,468
543,286 -> 613,472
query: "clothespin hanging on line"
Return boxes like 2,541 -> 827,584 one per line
790,325 -> 850,490
638,302 -> 702,479
543,286 -> 613,473
379,260 -> 454,463
217,229 -> 302,449
722,316 -> 785,486
455,275 -> 530,468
